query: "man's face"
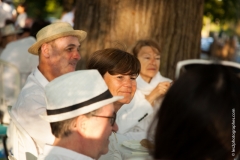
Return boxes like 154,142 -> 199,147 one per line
48,36 -> 80,78
83,103 -> 118,159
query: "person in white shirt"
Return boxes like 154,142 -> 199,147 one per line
0,21 -> 50,124
7,22 -> 87,160
0,0 -> 13,28
61,8 -> 75,27
117,40 -> 172,140
15,3 -> 27,29
87,48 -> 141,160
38,70 -> 122,160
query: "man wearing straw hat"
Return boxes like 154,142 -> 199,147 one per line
38,70 -> 122,160
7,22 -> 87,159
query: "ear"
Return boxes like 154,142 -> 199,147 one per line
76,115 -> 87,131
41,43 -> 50,58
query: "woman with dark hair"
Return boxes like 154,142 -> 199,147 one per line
150,61 -> 240,160
116,40 -> 171,139
87,48 -> 141,160
87,48 -> 140,111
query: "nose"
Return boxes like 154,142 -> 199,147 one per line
112,122 -> 118,132
123,77 -> 132,88
150,57 -> 156,65
73,50 -> 81,61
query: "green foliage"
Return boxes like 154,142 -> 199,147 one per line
13,0 -> 75,20
204,0 -> 240,23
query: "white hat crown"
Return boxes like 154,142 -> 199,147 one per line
43,70 -> 123,122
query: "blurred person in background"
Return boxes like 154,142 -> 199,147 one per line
149,60 -> 240,160
15,2 -> 27,29
0,23 -> 20,55
2,0 -> 17,20
0,0 -> 13,28
0,20 -> 50,116
61,7 -> 75,27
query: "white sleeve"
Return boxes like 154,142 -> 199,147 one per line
116,90 -> 153,134
11,93 -> 55,148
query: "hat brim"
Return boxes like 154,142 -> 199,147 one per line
2,29 -> 23,37
28,30 -> 87,55
40,96 -> 123,122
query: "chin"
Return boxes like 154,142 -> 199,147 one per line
119,98 -> 132,104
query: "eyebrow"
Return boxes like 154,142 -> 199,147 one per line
66,44 -> 81,48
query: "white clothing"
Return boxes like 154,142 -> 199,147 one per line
99,133 -> 123,160
61,11 -> 74,27
1,36 -> 38,87
8,68 -> 55,158
38,144 -> 93,160
0,36 -> 38,106
117,72 -> 172,135
0,1 -> 12,27
116,90 -> 153,135
15,12 -> 27,28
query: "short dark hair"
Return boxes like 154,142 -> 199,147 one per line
87,48 -> 140,76
149,64 -> 240,160
50,110 -> 98,138
132,40 -> 161,57
50,117 -> 77,138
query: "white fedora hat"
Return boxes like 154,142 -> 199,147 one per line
41,70 -> 123,122
28,22 -> 87,55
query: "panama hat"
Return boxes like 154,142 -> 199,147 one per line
41,70 -> 123,122
1,24 -> 22,37
28,22 -> 87,55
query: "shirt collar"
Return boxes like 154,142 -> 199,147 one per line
33,67 -> 49,88
43,144 -> 94,160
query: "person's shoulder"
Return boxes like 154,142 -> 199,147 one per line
38,154 -> 66,160
20,73 -> 45,97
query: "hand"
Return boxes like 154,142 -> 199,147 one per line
145,81 -> 171,106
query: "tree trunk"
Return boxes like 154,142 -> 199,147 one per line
75,0 -> 204,79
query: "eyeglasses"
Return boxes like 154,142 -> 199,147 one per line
92,112 -> 116,126
175,59 -> 240,79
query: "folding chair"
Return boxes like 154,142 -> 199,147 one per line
7,106 -> 38,160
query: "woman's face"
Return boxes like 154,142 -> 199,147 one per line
103,72 -> 137,105
137,46 -> 160,83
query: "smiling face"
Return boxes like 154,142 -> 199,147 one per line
137,46 -> 160,83
48,36 -> 80,78
103,72 -> 137,106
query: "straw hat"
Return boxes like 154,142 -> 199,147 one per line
28,22 -> 87,55
1,24 -> 22,37
41,70 -> 123,122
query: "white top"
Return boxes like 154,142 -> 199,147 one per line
15,12 -> 27,28
0,2 -> 12,27
8,68 -> 55,156
117,72 -> 172,136
0,36 -> 38,106
38,144 -> 93,160
61,11 -> 74,27
1,36 -> 38,87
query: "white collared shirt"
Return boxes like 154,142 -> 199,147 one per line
38,144 -> 93,160
8,67 -> 55,156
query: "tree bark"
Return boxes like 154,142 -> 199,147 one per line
75,0 -> 204,79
